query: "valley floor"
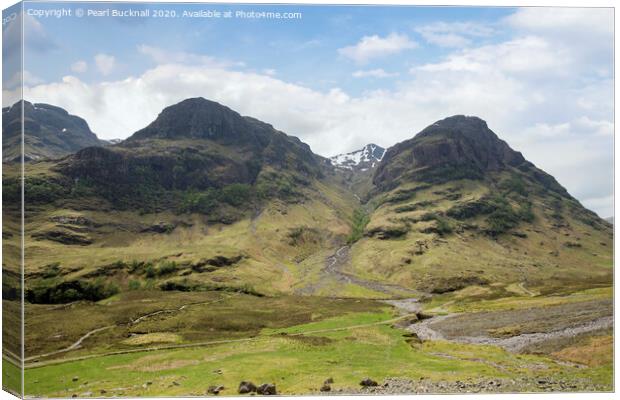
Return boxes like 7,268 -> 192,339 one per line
14,283 -> 613,397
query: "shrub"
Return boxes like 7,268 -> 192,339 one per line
435,217 -> 453,235
145,264 -> 157,279
128,260 -> 143,273
25,278 -> 119,304
182,190 -> 219,214
42,262 -> 61,279
500,174 -> 528,196
128,280 -> 141,290
518,202 -> 535,223
220,184 -> 252,207
157,260 -> 178,276
347,209 -> 370,244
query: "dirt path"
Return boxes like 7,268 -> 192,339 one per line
25,326 -> 116,362
25,311 -> 419,369
25,294 -> 237,363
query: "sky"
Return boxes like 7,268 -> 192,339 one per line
2,3 -> 614,217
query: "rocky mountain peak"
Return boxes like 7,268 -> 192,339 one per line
2,100 -> 104,162
373,115 -> 569,197
128,97 -> 272,146
330,143 -> 386,172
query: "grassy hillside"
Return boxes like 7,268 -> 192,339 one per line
349,175 -> 612,295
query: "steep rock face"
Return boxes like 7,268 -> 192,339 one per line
2,101 -> 105,162
374,115 -> 568,197
59,144 -> 259,192
121,98 -> 320,180
54,98 -> 323,209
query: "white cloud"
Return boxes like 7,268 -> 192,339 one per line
338,33 -> 417,64
94,54 -> 116,76
415,21 -> 494,48
505,8 -> 613,79
506,8 -> 612,37
415,36 -> 570,77
71,60 -> 88,73
352,69 -> 398,78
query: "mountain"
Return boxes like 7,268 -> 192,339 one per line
329,144 -> 386,202
51,97 -> 326,218
330,143 -> 386,172
346,115 -> 612,295
8,106 -> 610,303
2,101 -> 106,162
605,216 -> 613,224
9,97 -> 358,302
374,116 -> 566,195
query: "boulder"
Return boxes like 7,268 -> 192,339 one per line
238,381 -> 257,394
320,384 -> 331,392
360,378 -> 378,387
208,385 -> 224,395
256,383 -> 277,395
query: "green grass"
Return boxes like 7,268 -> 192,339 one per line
23,305 -> 612,397
346,208 -> 370,244
3,358 -> 22,396
425,285 -> 613,313
262,311 -> 393,335
24,291 -> 383,360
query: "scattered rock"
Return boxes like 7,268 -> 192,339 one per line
320,384 -> 331,392
206,255 -> 244,267
360,378 -> 378,387
324,378 -> 334,384
50,215 -> 99,227
72,376 -> 79,382
256,383 -> 277,395
238,381 -> 257,394
172,381 -> 180,386
141,222 -> 176,234
32,230 -> 93,245
192,255 -> 244,272
367,226 -> 409,240
208,385 -> 225,395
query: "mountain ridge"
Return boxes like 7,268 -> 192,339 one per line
373,115 -> 570,199
2,100 -> 107,162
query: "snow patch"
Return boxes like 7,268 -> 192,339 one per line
330,143 -> 386,170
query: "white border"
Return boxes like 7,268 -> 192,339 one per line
0,1 -> 616,400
